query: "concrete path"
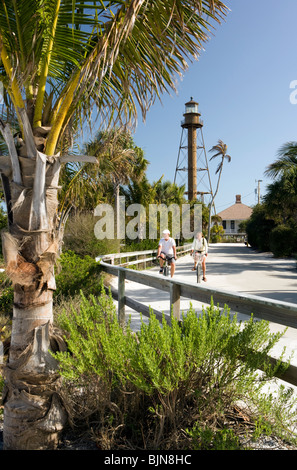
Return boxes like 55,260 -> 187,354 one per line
112,243 -> 297,372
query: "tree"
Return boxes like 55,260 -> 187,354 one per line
207,139 -> 231,241
245,203 -> 276,252
58,128 -> 148,220
0,0 -> 228,450
154,179 -> 187,205
265,142 -> 297,179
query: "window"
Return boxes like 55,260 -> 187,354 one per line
231,220 -> 235,230
222,220 -> 226,230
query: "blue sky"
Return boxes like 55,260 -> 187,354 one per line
132,0 -> 297,213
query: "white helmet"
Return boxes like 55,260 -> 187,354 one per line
162,229 -> 170,234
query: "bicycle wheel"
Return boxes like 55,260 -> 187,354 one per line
196,261 -> 202,283
164,265 -> 169,276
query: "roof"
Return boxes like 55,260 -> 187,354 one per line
217,196 -> 252,221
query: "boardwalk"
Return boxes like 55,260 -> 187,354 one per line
111,243 -> 297,371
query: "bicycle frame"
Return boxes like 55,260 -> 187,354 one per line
159,254 -> 174,277
195,252 -> 204,283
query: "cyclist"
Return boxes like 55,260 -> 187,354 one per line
191,231 -> 208,281
157,229 -> 177,277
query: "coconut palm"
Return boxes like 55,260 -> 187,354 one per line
207,139 -> 231,241
58,128 -> 148,219
154,179 -> 187,205
265,142 -> 297,179
264,143 -> 297,225
0,0 -> 228,450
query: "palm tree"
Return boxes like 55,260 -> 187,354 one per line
265,142 -> 297,178
58,129 -> 148,222
0,0 -> 228,450
207,139 -> 231,241
264,142 -> 297,225
154,179 -> 187,205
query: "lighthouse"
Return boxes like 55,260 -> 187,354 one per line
180,98 -> 203,201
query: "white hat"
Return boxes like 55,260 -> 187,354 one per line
162,229 -> 170,234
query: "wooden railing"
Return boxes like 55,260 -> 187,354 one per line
96,243 -> 192,269
97,247 -> 297,387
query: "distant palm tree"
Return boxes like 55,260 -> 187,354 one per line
207,140 -> 231,241
154,179 -> 186,205
59,129 -> 148,218
264,142 -> 297,224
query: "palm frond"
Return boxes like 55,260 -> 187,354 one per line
0,0 -> 229,155
265,142 -> 297,179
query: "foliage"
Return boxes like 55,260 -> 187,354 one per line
185,424 -> 241,450
269,224 -> 297,258
58,129 -> 148,216
0,1 -> 229,157
123,239 -> 158,252
210,223 -> 224,243
246,200 -> 297,257
54,251 -> 103,300
246,204 -> 276,252
63,211 -> 119,258
53,290 -> 297,450
248,141 -> 297,257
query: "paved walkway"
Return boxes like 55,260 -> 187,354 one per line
112,243 -> 297,370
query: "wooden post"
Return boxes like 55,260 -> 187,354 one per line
170,282 -> 181,321
118,269 -> 126,327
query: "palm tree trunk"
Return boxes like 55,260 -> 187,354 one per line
1,124 -> 67,450
207,165 -> 223,241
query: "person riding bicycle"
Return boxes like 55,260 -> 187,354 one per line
157,229 -> 177,277
191,231 -> 208,281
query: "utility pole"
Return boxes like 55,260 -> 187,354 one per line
256,179 -> 262,204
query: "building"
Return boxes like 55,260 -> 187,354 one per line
216,195 -> 252,237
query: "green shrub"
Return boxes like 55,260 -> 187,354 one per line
53,290 -> 297,450
210,224 -> 224,243
63,212 -> 119,257
246,204 -> 276,251
55,251 -> 103,300
186,424 -> 241,450
269,224 -> 297,257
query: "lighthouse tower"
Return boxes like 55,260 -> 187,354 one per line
174,98 -> 213,204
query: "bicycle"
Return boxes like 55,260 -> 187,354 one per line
158,254 -> 175,277
195,252 -> 204,283
192,250 -> 204,283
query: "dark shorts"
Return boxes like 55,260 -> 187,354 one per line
160,252 -> 176,264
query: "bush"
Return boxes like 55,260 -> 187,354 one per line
63,212 -> 119,258
246,204 -> 276,251
53,290 -> 297,450
269,224 -> 297,257
210,224 -> 224,243
55,251 -> 103,300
